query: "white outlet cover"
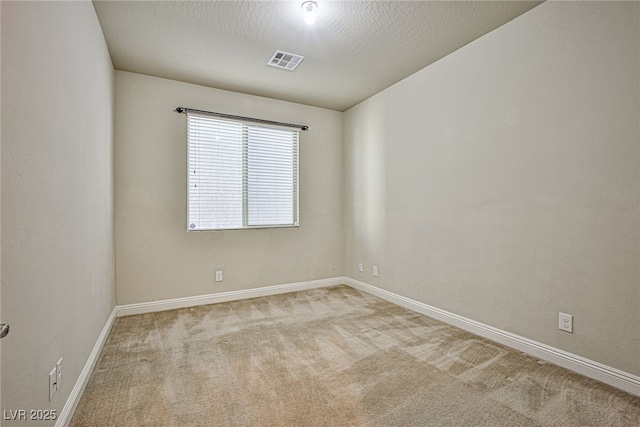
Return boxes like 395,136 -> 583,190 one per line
373,266 -> 378,277
558,312 -> 573,333
56,357 -> 63,385
215,271 -> 223,282
358,263 -> 363,273
49,367 -> 57,401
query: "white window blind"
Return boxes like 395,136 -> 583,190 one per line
187,113 -> 299,231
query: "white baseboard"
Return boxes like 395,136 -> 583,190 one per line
116,277 -> 345,317
58,276 -> 639,427
344,277 -> 640,397
56,307 -> 117,427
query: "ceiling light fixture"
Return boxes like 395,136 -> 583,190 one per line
301,1 -> 317,25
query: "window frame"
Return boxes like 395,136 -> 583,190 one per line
186,113 -> 300,232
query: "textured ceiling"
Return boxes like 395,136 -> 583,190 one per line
93,1 -> 542,111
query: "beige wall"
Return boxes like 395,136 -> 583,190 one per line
0,1 -> 3,415
1,1 -> 115,423
115,72 -> 343,304
344,1 -> 640,376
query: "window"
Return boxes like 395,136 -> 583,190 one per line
187,113 -> 299,231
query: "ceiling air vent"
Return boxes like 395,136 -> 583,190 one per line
267,50 -> 304,71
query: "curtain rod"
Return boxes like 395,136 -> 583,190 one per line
175,107 -> 309,131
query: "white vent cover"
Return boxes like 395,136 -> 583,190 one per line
267,50 -> 304,71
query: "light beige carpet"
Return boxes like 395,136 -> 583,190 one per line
71,285 -> 640,426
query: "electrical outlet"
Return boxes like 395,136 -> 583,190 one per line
215,270 -> 223,282
358,263 -> 363,273
49,367 -> 57,401
56,357 -> 63,388
373,266 -> 378,277
558,312 -> 573,333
